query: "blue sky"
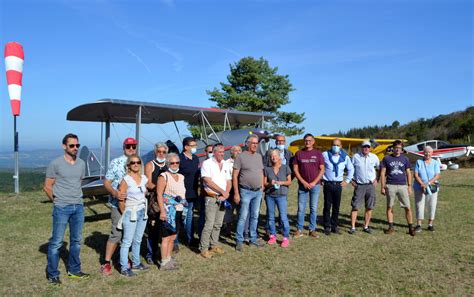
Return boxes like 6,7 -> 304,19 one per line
0,0 -> 472,152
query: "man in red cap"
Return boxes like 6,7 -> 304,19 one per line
100,137 -> 138,275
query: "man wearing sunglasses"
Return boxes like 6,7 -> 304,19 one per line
44,133 -> 89,286
100,137 -> 138,275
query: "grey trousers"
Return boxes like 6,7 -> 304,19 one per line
199,196 -> 226,252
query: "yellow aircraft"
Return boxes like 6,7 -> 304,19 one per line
288,136 -> 407,161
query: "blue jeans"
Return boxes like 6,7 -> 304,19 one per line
120,208 -> 147,271
47,204 -> 84,278
267,195 -> 290,238
236,188 -> 262,244
297,184 -> 321,231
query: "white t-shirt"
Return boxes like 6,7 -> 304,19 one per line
201,157 -> 232,195
124,174 -> 148,210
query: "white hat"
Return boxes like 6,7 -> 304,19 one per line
362,140 -> 371,147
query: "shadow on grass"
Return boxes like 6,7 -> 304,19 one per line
84,231 -> 109,264
38,241 -> 69,278
441,183 -> 474,189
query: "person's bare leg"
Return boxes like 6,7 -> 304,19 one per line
386,207 -> 393,224
350,210 -> 358,229
104,241 -> 118,262
405,208 -> 413,225
364,209 -> 372,228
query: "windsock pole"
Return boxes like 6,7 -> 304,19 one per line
13,116 -> 19,194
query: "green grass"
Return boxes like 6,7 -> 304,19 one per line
0,169 -> 45,193
1,169 -> 473,296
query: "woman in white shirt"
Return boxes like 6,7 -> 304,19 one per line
118,155 -> 149,277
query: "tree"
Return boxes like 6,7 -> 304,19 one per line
204,57 -> 305,136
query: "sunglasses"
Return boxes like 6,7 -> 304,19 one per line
129,161 -> 141,165
169,161 -> 180,165
68,144 -> 81,149
125,144 -> 137,150
206,151 -> 213,154
362,145 -> 370,148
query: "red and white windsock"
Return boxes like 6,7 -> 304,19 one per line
4,42 -> 24,116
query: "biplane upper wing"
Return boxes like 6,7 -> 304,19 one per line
67,98 -> 275,125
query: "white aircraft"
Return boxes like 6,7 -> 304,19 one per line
405,140 -> 474,170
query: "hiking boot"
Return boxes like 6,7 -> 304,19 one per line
131,263 -> 150,271
415,225 -> 422,233
267,235 -> 277,245
210,246 -> 225,255
363,227 -> 372,234
200,250 -> 213,259
385,228 -> 395,235
67,271 -> 90,280
324,228 -> 331,236
293,230 -> 304,239
48,277 -> 61,287
120,269 -> 136,277
409,227 -> 416,237
100,263 -> 112,276
348,228 -> 356,235
308,230 -> 320,238
235,243 -> 243,252
280,237 -> 289,248
331,227 -> 341,235
427,225 -> 435,232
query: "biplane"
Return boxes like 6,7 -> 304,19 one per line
67,98 -> 276,198
405,140 -> 474,170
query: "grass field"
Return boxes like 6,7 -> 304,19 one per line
0,169 -> 473,296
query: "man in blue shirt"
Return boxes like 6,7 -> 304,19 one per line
322,138 -> 354,235
349,141 -> 379,234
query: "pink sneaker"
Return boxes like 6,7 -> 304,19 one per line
281,237 -> 289,248
267,235 -> 277,245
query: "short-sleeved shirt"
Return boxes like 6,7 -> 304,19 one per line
46,156 -> 85,206
105,155 -> 128,208
292,149 -> 324,186
413,159 -> 440,192
352,152 -> 380,184
233,151 -> 264,189
380,154 -> 411,185
179,152 -> 200,201
201,157 -> 232,195
264,165 -> 291,196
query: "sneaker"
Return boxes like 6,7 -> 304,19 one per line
267,235 -> 277,245
120,269 -> 137,277
159,260 -> 178,271
427,225 -> 435,232
331,227 -> 341,235
293,230 -> 304,238
415,225 -> 422,233
235,243 -> 243,252
200,250 -> 213,259
100,263 -> 113,276
67,271 -> 90,280
280,237 -> 289,248
324,228 -> 331,236
363,227 -> 372,234
131,263 -> 150,271
409,227 -> 416,237
308,231 -> 320,238
146,257 -> 154,265
348,228 -> 356,235
173,245 -> 180,253
249,241 -> 264,248
384,228 -> 395,235
48,276 -> 61,287
210,246 -> 225,255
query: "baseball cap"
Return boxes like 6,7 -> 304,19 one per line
361,140 -> 371,147
123,137 -> 137,145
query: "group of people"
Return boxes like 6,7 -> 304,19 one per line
43,132 -> 441,285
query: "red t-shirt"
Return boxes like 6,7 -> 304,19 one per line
293,149 -> 324,185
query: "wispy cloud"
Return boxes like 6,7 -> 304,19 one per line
149,41 -> 183,72
125,48 -> 152,73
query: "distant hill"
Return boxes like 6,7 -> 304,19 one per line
331,106 -> 474,145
